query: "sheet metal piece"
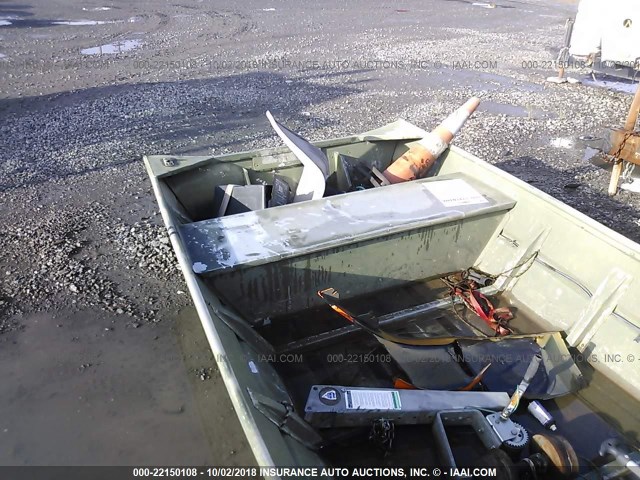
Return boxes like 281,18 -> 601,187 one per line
269,174 -> 292,207
278,295 -> 464,354
378,340 -> 473,390
318,287 -> 559,346
304,385 -> 509,428
266,111 -> 328,202
213,184 -> 268,216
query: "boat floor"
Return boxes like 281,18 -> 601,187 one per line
253,277 -> 640,469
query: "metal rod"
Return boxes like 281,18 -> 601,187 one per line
500,352 -> 542,420
534,256 -> 637,332
277,295 -> 465,353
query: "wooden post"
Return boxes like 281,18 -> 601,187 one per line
608,83 -> 640,195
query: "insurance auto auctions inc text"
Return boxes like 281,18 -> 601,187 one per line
258,466 -> 498,478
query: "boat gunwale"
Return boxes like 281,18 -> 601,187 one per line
146,131 -> 640,265
445,143 -> 640,263
143,158 -> 280,474
144,132 -> 372,180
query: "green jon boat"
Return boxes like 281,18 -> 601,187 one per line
144,119 -> 640,479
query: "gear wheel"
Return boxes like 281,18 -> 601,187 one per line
503,422 -> 530,451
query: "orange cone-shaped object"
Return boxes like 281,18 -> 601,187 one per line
383,97 -> 481,184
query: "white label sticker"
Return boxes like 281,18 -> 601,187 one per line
424,179 -> 489,207
345,390 -> 402,410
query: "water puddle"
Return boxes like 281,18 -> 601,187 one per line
443,0 -> 514,8
584,146 -> 640,181
81,38 -> 142,55
433,68 -> 543,93
582,146 -> 600,163
262,8 -> 276,12
550,137 -> 574,149
472,2 -> 496,8
0,15 -> 133,28
480,101 -> 556,119
82,7 -> 113,11
0,53 -> 6,59
0,15 -> 19,26
582,75 -> 639,94
0,309 -> 222,466
53,19 -> 117,25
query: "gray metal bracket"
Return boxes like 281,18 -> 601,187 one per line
486,413 -> 528,448
432,409 -> 502,470
247,389 -> 324,450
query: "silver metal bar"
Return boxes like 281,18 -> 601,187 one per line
535,257 -> 593,297
304,385 -> 509,428
277,295 -> 463,353
496,240 -> 637,333
534,256 -> 638,332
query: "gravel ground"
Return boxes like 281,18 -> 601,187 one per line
0,0 -> 639,466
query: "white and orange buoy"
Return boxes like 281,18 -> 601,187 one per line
383,97 -> 481,184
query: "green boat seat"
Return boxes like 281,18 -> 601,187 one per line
179,172 -> 516,276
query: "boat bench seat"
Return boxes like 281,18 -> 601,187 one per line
179,173 -> 516,275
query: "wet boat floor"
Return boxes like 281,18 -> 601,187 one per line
254,277 -> 640,470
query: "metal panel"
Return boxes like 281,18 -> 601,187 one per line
180,173 -> 515,275
208,212 -> 508,319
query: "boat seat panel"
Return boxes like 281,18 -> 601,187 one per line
179,173 -> 516,275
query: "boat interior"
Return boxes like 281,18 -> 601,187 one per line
145,121 -> 640,477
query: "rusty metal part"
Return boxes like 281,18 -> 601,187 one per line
609,128 -> 640,165
608,83 -> 640,195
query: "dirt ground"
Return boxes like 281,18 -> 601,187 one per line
0,0 -> 638,467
